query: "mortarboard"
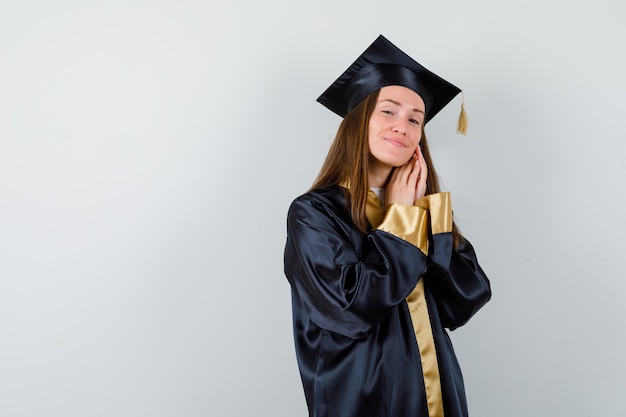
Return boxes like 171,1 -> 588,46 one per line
317,35 -> 467,134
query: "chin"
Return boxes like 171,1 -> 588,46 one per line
372,151 -> 412,169
392,157 -> 413,167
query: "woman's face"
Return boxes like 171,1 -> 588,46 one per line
368,85 -> 425,169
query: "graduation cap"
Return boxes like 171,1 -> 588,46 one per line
317,35 -> 467,134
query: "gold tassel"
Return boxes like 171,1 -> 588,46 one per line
456,92 -> 468,135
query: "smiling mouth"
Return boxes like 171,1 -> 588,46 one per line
384,137 -> 406,147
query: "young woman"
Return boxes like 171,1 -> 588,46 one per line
284,35 -> 491,417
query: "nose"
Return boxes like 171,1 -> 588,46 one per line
393,124 -> 406,135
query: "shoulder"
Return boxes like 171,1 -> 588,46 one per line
289,185 -> 346,211
287,185 -> 349,223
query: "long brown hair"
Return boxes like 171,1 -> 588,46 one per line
311,89 -> 460,245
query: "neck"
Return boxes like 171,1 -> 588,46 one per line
367,157 -> 392,188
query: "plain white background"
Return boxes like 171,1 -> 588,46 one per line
1,0 -> 625,416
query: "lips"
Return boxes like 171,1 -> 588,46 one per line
384,137 -> 406,147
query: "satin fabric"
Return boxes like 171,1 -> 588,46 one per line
370,188 -> 444,416
284,185 -> 491,417
316,35 -> 461,121
345,63 -> 434,116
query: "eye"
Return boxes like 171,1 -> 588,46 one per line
382,110 -> 394,115
409,118 -> 421,125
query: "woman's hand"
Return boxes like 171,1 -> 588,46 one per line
415,146 -> 428,200
386,146 -> 428,205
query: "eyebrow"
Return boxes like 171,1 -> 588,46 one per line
379,99 -> 425,114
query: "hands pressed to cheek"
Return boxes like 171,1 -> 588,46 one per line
414,147 -> 428,201
385,147 -> 428,206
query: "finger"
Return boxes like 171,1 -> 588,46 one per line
415,148 -> 428,199
399,158 -> 418,192
418,149 -> 427,179
409,153 -> 420,178
394,154 -> 415,184
404,153 -> 420,184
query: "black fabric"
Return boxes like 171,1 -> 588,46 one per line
317,35 -> 461,122
284,185 -> 491,417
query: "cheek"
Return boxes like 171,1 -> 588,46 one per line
409,132 -> 422,149
369,112 -> 389,129
367,119 -> 380,145
416,129 -> 424,144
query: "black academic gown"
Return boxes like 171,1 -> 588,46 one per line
284,185 -> 491,417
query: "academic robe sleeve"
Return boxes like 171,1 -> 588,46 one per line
417,192 -> 492,330
284,192 -> 429,339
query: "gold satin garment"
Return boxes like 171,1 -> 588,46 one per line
366,189 -> 444,417
416,192 -> 453,234
405,280 -> 444,417
368,191 -> 429,255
